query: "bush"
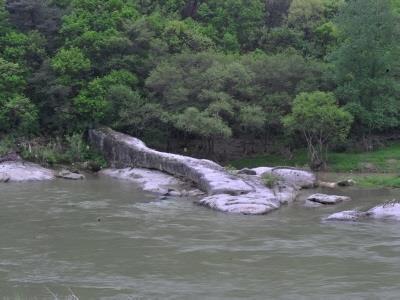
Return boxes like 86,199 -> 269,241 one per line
262,173 -> 280,188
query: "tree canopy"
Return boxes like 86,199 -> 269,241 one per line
0,0 -> 399,166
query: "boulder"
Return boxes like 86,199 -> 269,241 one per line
0,172 -> 10,183
57,170 -> 85,180
324,201 -> 400,222
252,167 -> 317,189
0,161 -> 54,182
307,193 -> 351,205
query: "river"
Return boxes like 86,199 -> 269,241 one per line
1,175 -> 400,299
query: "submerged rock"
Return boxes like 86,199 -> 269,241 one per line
57,169 -> 85,180
0,161 -> 54,182
324,210 -> 367,221
325,201 -> 400,222
307,194 -> 351,205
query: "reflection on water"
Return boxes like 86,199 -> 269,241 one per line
1,175 -> 400,299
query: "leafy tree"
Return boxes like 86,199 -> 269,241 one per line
283,91 -> 353,170
0,58 -> 38,136
331,0 -> 400,132
51,47 -> 91,86
0,94 -> 38,135
174,107 -> 232,154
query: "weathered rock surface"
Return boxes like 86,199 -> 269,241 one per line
199,174 -> 299,214
100,167 -> 203,196
324,210 -> 367,221
252,167 -> 317,189
325,202 -> 400,222
57,169 -> 85,180
0,161 -> 55,182
89,128 -> 316,215
307,194 -> 351,205
89,128 -> 253,196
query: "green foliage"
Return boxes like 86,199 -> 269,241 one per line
331,0 -> 400,131
357,175 -> 400,189
0,95 -> 38,135
230,142 -> 400,174
51,47 -> 91,84
0,0 -> 399,165
283,91 -> 353,169
262,173 -> 280,188
174,107 -> 232,140
0,135 -> 16,156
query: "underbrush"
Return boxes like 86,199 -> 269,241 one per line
0,133 -> 107,170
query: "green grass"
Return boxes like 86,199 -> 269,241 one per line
357,175 -> 400,188
229,142 -> 400,173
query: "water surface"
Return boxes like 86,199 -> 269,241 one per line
1,175 -> 400,299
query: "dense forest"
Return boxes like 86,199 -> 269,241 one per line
0,0 -> 399,169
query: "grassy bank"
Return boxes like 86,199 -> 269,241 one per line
229,143 -> 400,189
229,143 -> 400,173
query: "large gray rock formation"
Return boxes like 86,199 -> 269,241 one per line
0,161 -> 55,182
89,127 -> 317,215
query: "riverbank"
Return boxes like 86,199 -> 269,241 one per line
229,143 -> 400,189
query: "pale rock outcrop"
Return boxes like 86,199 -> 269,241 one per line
89,128 -> 253,196
100,167 -> 203,196
307,194 -> 351,205
325,202 -> 400,221
251,167 -> 317,189
0,161 -> 55,182
89,128 -> 317,215
324,210 -> 367,221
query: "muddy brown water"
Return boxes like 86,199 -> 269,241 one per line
1,174 -> 400,299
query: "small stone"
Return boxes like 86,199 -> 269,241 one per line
57,170 -> 85,180
307,193 -> 351,205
